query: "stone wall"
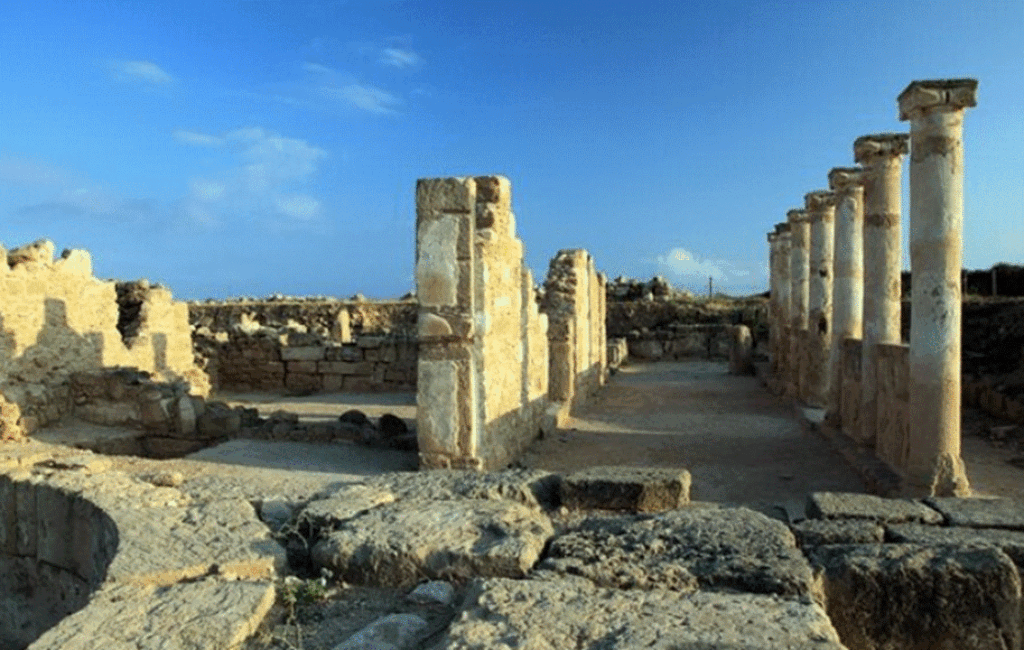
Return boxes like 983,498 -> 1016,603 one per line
189,300 -> 417,393
625,325 -> 732,361
0,240 -> 207,441
542,250 -> 607,410
415,176 -> 552,470
875,343 -> 910,471
839,338 -> 862,439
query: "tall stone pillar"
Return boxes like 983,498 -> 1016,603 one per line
804,191 -> 837,408
787,209 -> 809,399
899,78 -> 978,496
854,133 -> 908,446
774,224 -> 792,391
768,230 -> 780,374
826,168 -> 865,425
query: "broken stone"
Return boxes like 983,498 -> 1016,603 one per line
791,518 -> 885,548
887,522 -> 1024,570
406,580 -> 455,606
810,544 -> 1022,650
299,484 -> 396,530
806,491 -> 942,524
368,469 -> 560,510
560,466 -> 690,512
538,507 -> 814,597
441,578 -> 845,649
925,496 -> 1024,530
333,613 -> 428,650
311,499 -> 553,588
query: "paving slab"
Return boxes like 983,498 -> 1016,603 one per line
790,519 -> 885,548
809,543 -> 1022,650
299,484 -> 396,530
440,577 -> 846,649
559,466 -> 690,512
537,506 -> 815,598
926,496 -> 1024,530
366,469 -> 560,510
806,492 -> 942,524
28,578 -> 275,650
311,499 -> 554,588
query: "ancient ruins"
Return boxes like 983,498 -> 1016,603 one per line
5,77 -> 1024,650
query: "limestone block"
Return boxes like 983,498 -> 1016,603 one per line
417,359 -> 461,456
311,499 -> 554,588
368,468 -> 560,510
53,248 -> 92,276
6,238 -> 54,268
538,507 -> 814,597
790,519 -> 885,548
15,477 -> 38,556
417,216 -> 461,308
357,335 -> 384,349
323,375 -> 344,391
281,346 -> 326,361
560,466 -> 690,512
0,477 -> 16,554
29,579 -> 276,650
286,360 -> 318,374
299,484 -> 396,530
416,177 -> 475,214
810,544 -> 1022,650
442,578 -> 845,650
806,492 -> 942,524
925,496 -> 1024,530
887,523 -> 1024,570
628,338 -> 663,360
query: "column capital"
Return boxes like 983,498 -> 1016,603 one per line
853,133 -> 909,163
804,190 -> 837,212
774,222 -> 790,235
898,78 -> 978,121
828,167 -> 866,191
787,209 -> 808,223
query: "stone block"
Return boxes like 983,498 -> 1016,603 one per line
280,346 -> 326,361
925,496 -> 1024,530
343,376 -> 375,392
36,485 -> 75,571
791,519 -> 885,548
285,373 -> 322,392
15,478 -> 38,556
887,522 -> 1024,570
628,338 -> 664,360
806,492 -> 942,524
195,408 -> 242,439
335,613 -> 428,650
442,578 -> 845,649
311,499 -> 553,588
299,484 -> 396,531
357,335 -> 384,349
810,544 -> 1022,650
286,361 -> 318,374
416,177 -> 475,213
560,466 -> 690,512
322,375 -> 343,391
538,507 -> 814,597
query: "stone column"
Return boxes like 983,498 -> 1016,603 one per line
899,78 -> 977,496
774,224 -> 792,391
826,168 -> 865,425
804,191 -> 837,408
787,209 -> 809,399
854,133 -> 908,447
767,230 -> 780,375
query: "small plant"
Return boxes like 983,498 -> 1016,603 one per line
280,572 -> 332,610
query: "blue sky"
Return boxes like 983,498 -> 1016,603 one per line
1,0 -> 1021,299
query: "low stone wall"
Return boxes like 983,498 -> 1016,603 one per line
626,324 -> 732,361
839,338 -> 862,438
190,299 -> 417,393
875,343 -> 910,471
0,240 -> 208,441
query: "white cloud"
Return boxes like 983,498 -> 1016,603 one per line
177,127 -> 327,226
654,247 -> 764,295
329,84 -> 401,115
173,129 -> 224,147
380,47 -> 421,68
302,62 -> 335,74
118,60 -> 174,85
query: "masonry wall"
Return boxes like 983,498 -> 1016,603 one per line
415,176 -> 551,470
190,300 -> 417,393
542,250 -> 607,410
875,343 -> 910,471
839,338 -> 863,441
0,240 -> 207,440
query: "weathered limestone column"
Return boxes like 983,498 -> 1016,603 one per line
803,191 -> 837,407
767,229 -> 781,375
854,133 -> 908,447
415,177 -> 479,469
825,168 -> 865,425
774,224 -> 792,391
899,78 -> 978,496
787,209 -> 810,399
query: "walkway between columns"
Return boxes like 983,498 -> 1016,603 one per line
519,360 -> 866,519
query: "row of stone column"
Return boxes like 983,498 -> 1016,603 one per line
766,78 -> 978,496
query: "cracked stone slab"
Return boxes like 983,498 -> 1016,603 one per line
809,543 -> 1023,650
28,578 -> 275,650
560,466 -> 691,512
925,497 -> 1024,530
365,469 -> 560,510
888,522 -> 1024,569
537,507 -> 814,597
440,577 -> 846,649
806,492 -> 942,524
299,484 -> 396,531
311,499 -> 553,588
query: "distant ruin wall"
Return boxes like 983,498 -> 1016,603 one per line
415,176 -> 550,470
0,240 -> 207,440
189,300 -> 417,393
542,250 -> 607,409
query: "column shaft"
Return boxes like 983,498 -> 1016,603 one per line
899,78 -> 977,496
805,191 -> 837,408
775,225 -> 792,391
787,210 -> 810,398
854,134 -> 908,448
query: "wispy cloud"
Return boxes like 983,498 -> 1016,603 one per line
328,84 -> 401,115
174,127 -> 327,226
654,247 -> 761,295
380,47 -> 421,69
117,60 -> 174,85
302,61 -> 335,74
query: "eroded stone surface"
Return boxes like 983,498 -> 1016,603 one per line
807,491 -> 942,524
887,522 -> 1024,569
29,579 -> 275,650
925,496 -> 1024,530
538,507 -> 814,597
312,499 -> 553,588
791,518 -> 884,548
300,484 -> 397,530
366,469 -> 559,510
560,466 -> 690,512
810,543 -> 1022,650
333,613 -> 428,650
441,577 -> 846,650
